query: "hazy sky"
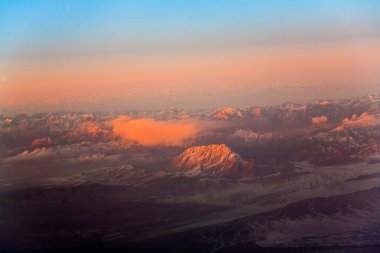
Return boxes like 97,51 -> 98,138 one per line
1,0 -> 380,113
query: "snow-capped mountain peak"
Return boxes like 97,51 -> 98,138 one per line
172,144 -> 254,178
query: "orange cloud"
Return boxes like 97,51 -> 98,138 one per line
342,113 -> 380,127
311,115 -> 328,124
110,116 -> 201,146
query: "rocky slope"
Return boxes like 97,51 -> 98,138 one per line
172,144 -> 254,178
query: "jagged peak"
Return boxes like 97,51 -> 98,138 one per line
172,144 -> 254,178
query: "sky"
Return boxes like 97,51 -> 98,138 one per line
1,0 -> 380,114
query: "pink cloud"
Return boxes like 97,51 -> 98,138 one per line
311,115 -> 328,124
342,113 -> 380,127
110,116 -> 205,146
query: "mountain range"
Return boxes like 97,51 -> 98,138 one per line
1,94 -> 380,252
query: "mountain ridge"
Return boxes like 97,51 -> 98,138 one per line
172,144 -> 254,178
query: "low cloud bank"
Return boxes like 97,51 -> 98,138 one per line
312,115 -> 328,124
110,116 -> 205,146
342,113 -> 380,127
232,129 -> 273,142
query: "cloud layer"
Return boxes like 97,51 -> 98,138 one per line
110,116 -> 201,146
312,115 -> 328,124
342,113 -> 380,127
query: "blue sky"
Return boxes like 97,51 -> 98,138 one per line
2,0 -> 380,55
